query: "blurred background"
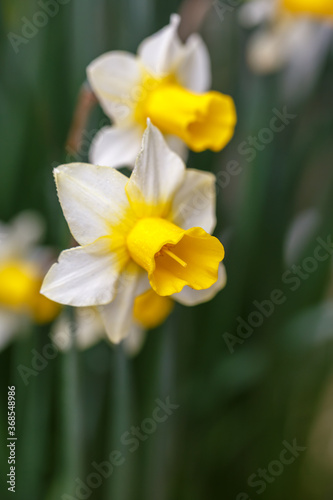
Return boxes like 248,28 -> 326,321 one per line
1,0 -> 333,499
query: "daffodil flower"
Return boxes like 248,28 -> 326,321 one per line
0,212 -> 60,350
87,14 -> 237,169
41,121 -> 226,344
239,0 -> 333,78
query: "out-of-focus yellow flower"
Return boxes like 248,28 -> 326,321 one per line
87,14 -> 237,169
41,122 -> 226,344
132,289 -> 174,330
0,212 -> 60,349
52,290 -> 173,357
0,260 -> 58,323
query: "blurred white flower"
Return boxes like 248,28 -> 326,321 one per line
0,212 -> 60,350
87,14 -> 237,169
52,266 -> 226,356
239,0 -> 333,99
41,121 -> 226,345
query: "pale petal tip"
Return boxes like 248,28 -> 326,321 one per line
53,163 -> 70,177
140,119 -> 166,155
143,118 -> 156,141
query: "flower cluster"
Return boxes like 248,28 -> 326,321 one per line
0,212 -> 59,350
38,15 -> 233,351
3,6 -> 332,353
87,14 -> 237,169
240,0 -> 333,75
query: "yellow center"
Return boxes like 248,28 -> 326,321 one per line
0,260 -> 60,323
126,217 -> 224,296
134,72 -> 237,152
133,289 -> 174,329
282,0 -> 333,17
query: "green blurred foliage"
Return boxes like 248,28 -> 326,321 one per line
1,1 -> 333,499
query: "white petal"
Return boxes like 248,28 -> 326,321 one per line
0,211 -> 44,260
138,14 -> 183,76
50,313 -> 72,351
89,125 -> 142,169
54,163 -> 133,246
87,51 -> 141,124
126,121 -> 185,217
98,267 -> 149,344
176,33 -> 211,92
171,169 -> 216,233
246,27 -> 288,73
138,15 -> 211,91
123,324 -> 146,357
246,16 -> 312,74
41,238 -> 126,307
173,263 -> 226,306
282,19 -> 317,58
51,308 -> 104,351
12,211 -> 45,251
75,308 -> 105,349
283,23 -> 333,103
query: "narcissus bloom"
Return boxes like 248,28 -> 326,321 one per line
52,267 -> 226,355
239,0 -> 333,75
51,306 -> 148,356
87,14 -> 237,169
0,212 -> 60,350
41,122 -> 226,344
